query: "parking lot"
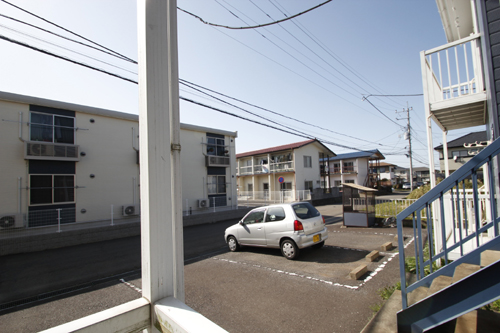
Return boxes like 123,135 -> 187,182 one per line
0,205 -> 416,332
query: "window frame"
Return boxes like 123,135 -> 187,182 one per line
29,112 -> 76,144
207,175 -> 226,195
303,155 -> 312,168
29,174 -> 76,205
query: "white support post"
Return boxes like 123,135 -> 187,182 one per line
111,204 -> 114,226
138,1 -> 184,331
443,131 -> 450,178
56,208 -> 62,233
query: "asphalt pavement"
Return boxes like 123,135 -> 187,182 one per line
0,203 -> 418,333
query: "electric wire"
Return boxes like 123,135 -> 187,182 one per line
0,0 -> 136,63
178,0 -> 332,30
0,23 -> 138,75
244,0 -> 367,95
269,0 -> 408,110
213,0 -> 363,101
0,33 -> 137,84
0,13 -> 138,64
180,79 -> 388,147
1,32 -> 373,151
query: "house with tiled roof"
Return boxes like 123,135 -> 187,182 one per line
434,131 -> 488,173
236,139 -> 335,202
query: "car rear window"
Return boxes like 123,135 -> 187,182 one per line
292,203 -> 320,219
265,207 -> 286,222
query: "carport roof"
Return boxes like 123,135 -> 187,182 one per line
342,183 -> 378,192
324,149 -> 384,161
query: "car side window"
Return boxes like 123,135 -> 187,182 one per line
243,210 -> 265,224
265,207 -> 286,222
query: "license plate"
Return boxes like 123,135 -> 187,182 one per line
313,234 -> 321,243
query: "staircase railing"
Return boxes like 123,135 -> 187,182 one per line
397,136 -> 500,311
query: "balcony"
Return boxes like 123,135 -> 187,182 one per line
421,34 -> 487,131
25,141 -> 80,161
205,155 -> 230,167
237,161 -> 294,176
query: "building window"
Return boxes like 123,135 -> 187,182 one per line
30,175 -> 75,205
280,182 -> 292,190
30,112 -> 75,144
345,179 -> 355,184
303,156 -> 312,168
334,180 -> 342,187
208,175 -> 226,194
207,134 -> 226,156
247,184 -> 253,192
304,180 -> 313,191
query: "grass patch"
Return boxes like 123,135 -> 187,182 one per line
483,299 -> 500,312
377,282 -> 401,300
369,282 -> 402,316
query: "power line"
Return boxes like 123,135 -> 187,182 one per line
178,0 -> 332,30
0,13 -> 138,64
269,0 -> 409,110
0,23 -> 137,75
1,32 -> 372,152
0,0 -> 136,63
362,96 -> 402,128
180,79 -> 388,147
0,33 -> 137,84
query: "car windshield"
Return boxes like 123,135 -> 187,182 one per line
292,202 -> 320,219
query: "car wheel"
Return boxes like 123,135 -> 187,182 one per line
227,236 -> 239,252
312,241 -> 324,249
281,239 -> 299,260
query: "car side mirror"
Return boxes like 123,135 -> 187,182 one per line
239,220 -> 244,225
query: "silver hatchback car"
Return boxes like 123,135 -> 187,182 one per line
224,202 -> 328,260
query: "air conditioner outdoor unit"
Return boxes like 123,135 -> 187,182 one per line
198,199 -> 210,208
0,214 -> 24,229
122,205 -> 139,216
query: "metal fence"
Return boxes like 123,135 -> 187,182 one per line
0,205 -> 140,239
237,190 -> 311,205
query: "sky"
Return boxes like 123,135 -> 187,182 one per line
0,0 -> 486,169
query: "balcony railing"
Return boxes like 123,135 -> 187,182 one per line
422,33 -> 484,105
238,161 -> 294,176
25,141 -> 80,161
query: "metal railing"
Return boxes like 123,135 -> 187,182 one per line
396,137 -> 500,310
422,33 -> 484,105
0,205 -> 140,239
237,190 -> 311,204
237,161 -> 294,176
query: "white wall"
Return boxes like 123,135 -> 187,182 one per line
0,100 -> 30,217
75,113 -> 139,222
0,95 -> 237,223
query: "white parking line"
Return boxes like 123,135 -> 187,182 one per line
120,278 -> 142,293
212,236 -> 415,291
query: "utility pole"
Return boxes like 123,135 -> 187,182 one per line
397,104 -> 414,190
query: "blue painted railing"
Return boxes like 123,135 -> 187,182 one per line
397,137 -> 500,310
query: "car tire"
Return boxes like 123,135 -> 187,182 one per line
312,241 -> 324,249
227,236 -> 239,252
281,239 -> 299,260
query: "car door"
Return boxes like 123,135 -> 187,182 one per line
238,209 -> 266,245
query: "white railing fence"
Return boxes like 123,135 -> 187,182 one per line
423,34 -> 483,105
237,190 -> 311,204
0,205 -> 140,239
